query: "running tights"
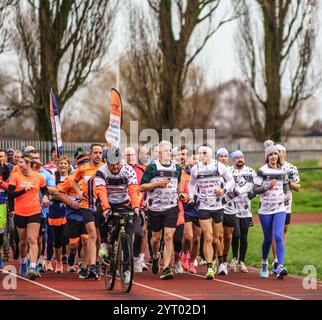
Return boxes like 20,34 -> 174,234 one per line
232,218 -> 249,262
259,212 -> 286,265
173,224 -> 184,254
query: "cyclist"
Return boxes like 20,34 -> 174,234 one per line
95,146 -> 141,284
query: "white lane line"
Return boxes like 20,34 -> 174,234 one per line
191,272 -> 302,301
1,269 -> 81,300
146,263 -> 301,301
101,272 -> 191,300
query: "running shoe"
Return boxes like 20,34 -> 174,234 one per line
88,264 -> 100,280
134,258 -> 143,273
46,261 -> 54,272
79,268 -> 88,279
230,257 -> 238,272
34,265 -> 42,277
188,262 -> 197,274
271,261 -> 278,275
0,256 -> 3,269
19,262 -> 28,278
194,259 -> 198,267
67,265 -> 77,273
212,260 -> 217,274
218,262 -> 227,275
199,258 -> 207,266
37,263 -> 46,273
276,266 -> 288,280
123,270 -> 131,285
160,267 -> 174,280
239,261 -> 248,273
181,252 -> 189,270
174,261 -> 184,274
152,253 -> 160,275
260,262 -> 269,278
140,260 -> 149,271
205,267 -> 215,280
28,268 -> 37,281
55,262 -> 63,273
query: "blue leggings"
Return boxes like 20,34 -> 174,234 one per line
259,212 -> 286,265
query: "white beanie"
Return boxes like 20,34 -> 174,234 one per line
264,140 -> 279,159
216,147 -> 229,158
198,146 -> 213,158
276,144 -> 286,152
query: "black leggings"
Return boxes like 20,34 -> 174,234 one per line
49,224 -> 67,249
173,224 -> 184,254
232,217 -> 250,262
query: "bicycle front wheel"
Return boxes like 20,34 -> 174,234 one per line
118,232 -> 134,293
104,253 -> 116,291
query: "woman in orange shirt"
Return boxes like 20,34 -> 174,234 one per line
8,154 -> 49,280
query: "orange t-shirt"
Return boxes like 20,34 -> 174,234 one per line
58,175 -> 79,198
9,171 -> 46,216
11,164 -> 20,175
74,162 -> 104,210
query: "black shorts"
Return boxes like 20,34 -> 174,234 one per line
148,206 -> 179,232
223,214 -> 236,228
184,214 -> 200,227
14,213 -> 41,229
198,208 -> 224,224
285,213 -> 291,225
67,219 -> 88,244
39,218 -> 46,236
80,209 -> 97,226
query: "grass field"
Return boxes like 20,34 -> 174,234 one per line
251,160 -> 322,214
229,223 -> 322,280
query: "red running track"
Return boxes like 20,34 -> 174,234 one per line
1,261 -> 321,300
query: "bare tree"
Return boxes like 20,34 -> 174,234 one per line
237,0 -> 319,141
122,0 -> 241,134
2,0 -> 117,139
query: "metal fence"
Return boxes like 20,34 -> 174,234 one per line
0,140 -> 321,167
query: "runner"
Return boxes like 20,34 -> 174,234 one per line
140,140 -> 183,280
57,153 -> 88,275
270,144 -> 301,274
0,149 -> 10,268
46,156 -> 72,273
253,140 -> 291,280
95,146 -> 141,284
7,154 -> 50,280
0,149 -> 10,264
228,150 -> 256,273
43,146 -> 58,176
217,147 -> 232,275
123,146 -> 148,272
138,146 -> 150,167
188,146 -> 234,280
72,143 -> 104,280
28,151 -> 56,276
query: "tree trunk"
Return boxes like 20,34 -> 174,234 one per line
262,1 -> 282,141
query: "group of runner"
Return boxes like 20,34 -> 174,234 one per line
0,139 -> 300,282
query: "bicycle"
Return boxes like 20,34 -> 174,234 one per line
101,207 -> 134,293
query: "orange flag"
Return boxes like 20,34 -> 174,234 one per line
104,88 -> 122,147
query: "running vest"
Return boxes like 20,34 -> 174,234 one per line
225,165 -> 256,218
96,163 -> 138,205
255,164 -> 289,215
281,161 -> 300,213
148,160 -> 178,212
195,161 -> 225,211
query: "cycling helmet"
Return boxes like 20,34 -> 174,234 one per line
106,146 -> 122,164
